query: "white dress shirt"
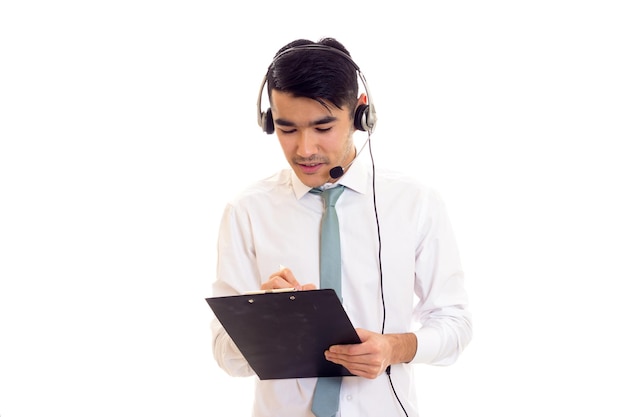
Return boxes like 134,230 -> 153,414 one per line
211,153 -> 472,416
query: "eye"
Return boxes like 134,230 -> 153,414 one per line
316,127 -> 332,133
278,128 -> 297,134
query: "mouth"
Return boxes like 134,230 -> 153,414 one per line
297,161 -> 324,175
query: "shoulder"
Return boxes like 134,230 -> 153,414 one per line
374,167 -> 442,203
226,169 -> 293,211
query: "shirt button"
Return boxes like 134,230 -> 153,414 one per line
346,394 -> 353,401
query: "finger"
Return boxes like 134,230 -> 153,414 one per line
328,341 -> 367,356
324,353 -> 381,379
326,349 -> 369,363
300,283 -> 318,291
260,275 -> 295,290
275,267 -> 301,288
272,267 -> 316,290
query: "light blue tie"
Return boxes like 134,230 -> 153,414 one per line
310,185 -> 345,417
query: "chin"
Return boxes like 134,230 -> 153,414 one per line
291,163 -> 330,188
299,175 -> 327,189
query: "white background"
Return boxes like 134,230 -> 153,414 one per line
1,1 -> 625,416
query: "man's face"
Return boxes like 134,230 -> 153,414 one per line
270,90 -> 355,188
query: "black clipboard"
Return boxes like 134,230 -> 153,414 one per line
206,289 -> 361,380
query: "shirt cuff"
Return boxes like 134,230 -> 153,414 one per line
410,327 -> 442,364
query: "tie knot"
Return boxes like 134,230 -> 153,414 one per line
311,185 -> 345,208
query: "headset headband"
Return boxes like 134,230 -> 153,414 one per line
257,44 -> 377,135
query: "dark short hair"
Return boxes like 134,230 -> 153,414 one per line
266,38 -> 359,114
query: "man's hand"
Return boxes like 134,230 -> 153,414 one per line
259,266 -> 317,291
324,328 -> 417,379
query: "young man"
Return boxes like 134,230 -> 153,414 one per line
210,37 -> 472,416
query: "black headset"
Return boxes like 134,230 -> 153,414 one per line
256,44 -> 377,135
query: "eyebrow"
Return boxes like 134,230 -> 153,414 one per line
274,115 -> 337,127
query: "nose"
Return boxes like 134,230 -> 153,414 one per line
295,129 -> 318,158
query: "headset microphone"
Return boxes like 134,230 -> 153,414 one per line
329,166 -> 346,180
329,135 -> 371,179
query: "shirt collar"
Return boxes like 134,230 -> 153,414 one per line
291,148 -> 371,200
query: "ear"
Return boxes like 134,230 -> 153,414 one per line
353,93 -> 371,132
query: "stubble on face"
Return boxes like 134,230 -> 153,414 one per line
271,91 -> 356,188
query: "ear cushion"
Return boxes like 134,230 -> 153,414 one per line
262,108 -> 274,134
353,104 -> 370,132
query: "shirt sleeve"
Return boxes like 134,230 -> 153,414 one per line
409,188 -> 473,365
210,203 -> 258,377
211,317 -> 255,376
